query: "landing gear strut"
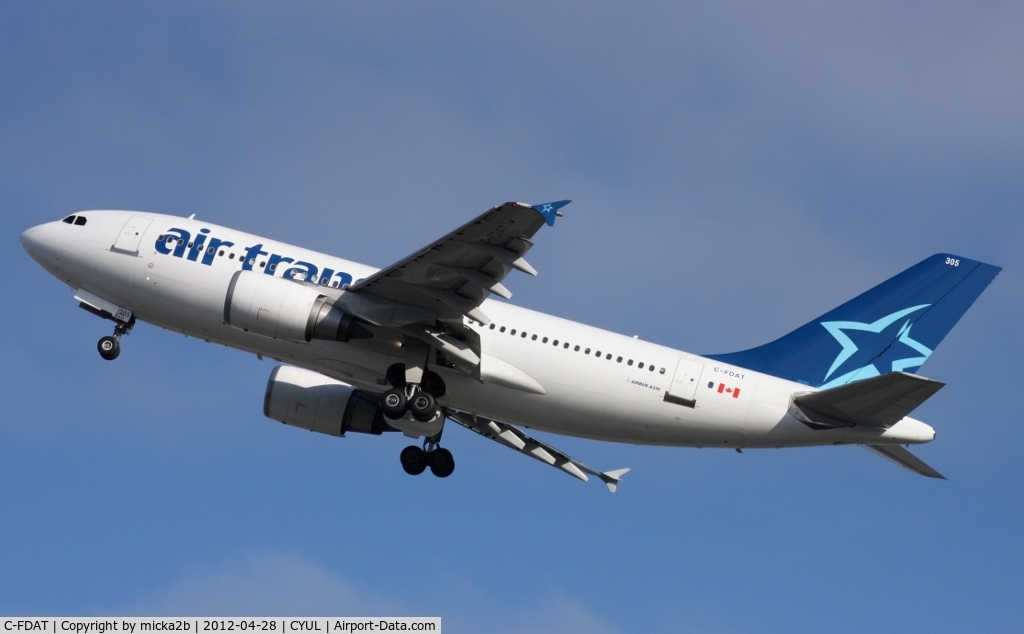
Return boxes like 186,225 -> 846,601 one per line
97,317 -> 135,361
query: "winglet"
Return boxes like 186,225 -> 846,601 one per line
600,468 -> 631,493
531,200 -> 572,226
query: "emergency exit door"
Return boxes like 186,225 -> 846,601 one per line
664,357 -> 705,407
112,215 -> 153,255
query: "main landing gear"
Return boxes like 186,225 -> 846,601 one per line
400,440 -> 455,478
386,384 -> 453,478
97,317 -> 135,361
381,358 -> 452,478
381,385 -> 439,422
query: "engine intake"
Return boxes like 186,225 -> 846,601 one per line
264,365 -> 392,436
224,270 -> 372,343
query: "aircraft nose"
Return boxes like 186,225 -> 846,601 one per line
20,221 -> 68,267
20,224 -> 45,256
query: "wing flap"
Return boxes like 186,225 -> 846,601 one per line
447,410 -> 629,492
792,372 -> 944,429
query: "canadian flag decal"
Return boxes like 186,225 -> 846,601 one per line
717,383 -> 741,399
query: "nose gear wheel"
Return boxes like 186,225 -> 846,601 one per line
96,316 -> 135,361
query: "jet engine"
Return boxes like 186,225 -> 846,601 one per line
264,365 -> 393,436
224,270 -> 372,343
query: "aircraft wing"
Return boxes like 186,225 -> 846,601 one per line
447,410 -> 630,492
347,200 -> 570,326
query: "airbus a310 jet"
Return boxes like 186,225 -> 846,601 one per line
20,202 -> 1000,489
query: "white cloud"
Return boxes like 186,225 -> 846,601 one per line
121,553 -> 398,616
117,554 -> 626,634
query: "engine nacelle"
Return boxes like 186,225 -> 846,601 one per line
224,271 -> 371,343
263,365 -> 392,436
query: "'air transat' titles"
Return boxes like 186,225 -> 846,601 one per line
154,227 -> 354,288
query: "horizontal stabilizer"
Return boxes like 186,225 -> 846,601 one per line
447,410 -> 628,492
600,468 -> 631,493
792,372 -> 944,429
863,444 -> 946,479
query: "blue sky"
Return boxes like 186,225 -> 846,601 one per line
1,2 -> 1022,632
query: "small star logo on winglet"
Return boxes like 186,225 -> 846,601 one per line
819,304 -> 933,388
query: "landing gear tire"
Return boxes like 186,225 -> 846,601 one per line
400,445 -> 427,476
97,336 -> 120,361
381,388 -> 407,418
410,392 -> 437,422
429,447 -> 455,478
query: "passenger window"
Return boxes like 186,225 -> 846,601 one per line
500,326 -> 506,333
616,356 -> 621,362
188,242 -> 194,248
585,348 -> 591,354
659,367 -> 666,374
260,262 -> 266,268
218,250 -> 224,256
627,359 -> 633,366
179,239 -> 185,245
638,362 -> 644,369
269,264 -> 277,271
532,334 -> 537,341
564,343 -> 569,349
510,329 -> 515,335
595,350 -> 601,357
490,324 -> 496,330
62,216 -> 76,224
543,337 -> 548,343
208,247 -> 215,254
521,332 -> 527,338
74,216 -> 87,226
229,253 -> 235,259
574,345 -> 580,351
649,365 -> 655,372
553,340 -> 559,346
331,280 -> 339,287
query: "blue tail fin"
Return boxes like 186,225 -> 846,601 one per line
707,254 -> 1001,388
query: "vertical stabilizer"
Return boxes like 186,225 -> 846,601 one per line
708,254 -> 1000,388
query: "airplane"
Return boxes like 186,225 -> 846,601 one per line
19,202 -> 1001,490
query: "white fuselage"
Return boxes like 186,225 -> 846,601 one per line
21,211 -> 936,449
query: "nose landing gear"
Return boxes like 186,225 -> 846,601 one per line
97,317 -> 135,361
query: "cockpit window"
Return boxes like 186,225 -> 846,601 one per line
74,216 -> 87,226
62,215 -> 76,224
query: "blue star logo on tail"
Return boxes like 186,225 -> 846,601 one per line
819,304 -> 933,388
